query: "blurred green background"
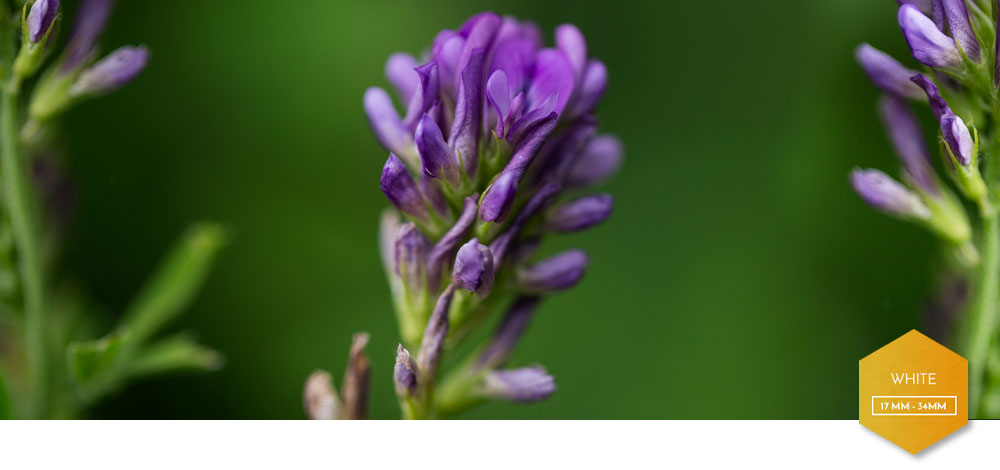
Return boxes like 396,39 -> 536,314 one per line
56,0 -> 941,418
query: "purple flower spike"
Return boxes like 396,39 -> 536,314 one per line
62,0 -> 113,71
898,5 -> 961,69
941,114 -> 975,166
941,0 -> 981,62
416,113 -> 459,184
477,297 -> 540,369
517,249 -> 588,293
854,44 -> 925,100
393,344 -> 418,398
546,194 -> 614,233
453,238 -> 495,297
27,0 -> 60,44
417,285 -> 455,379
365,89 -> 415,164
483,366 -> 556,403
380,154 -> 431,226
878,96 -> 938,194
71,45 -> 149,95
449,48 -> 486,177
850,168 -> 931,218
910,74 -> 952,120
565,135 -> 623,188
394,223 -> 429,292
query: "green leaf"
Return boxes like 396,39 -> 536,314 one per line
67,329 -> 128,385
121,222 -> 227,347
127,335 -> 223,379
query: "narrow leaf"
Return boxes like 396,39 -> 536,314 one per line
127,334 -> 223,378
121,222 -> 226,347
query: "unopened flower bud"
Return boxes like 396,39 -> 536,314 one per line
483,366 -> 556,403
381,154 -> 432,227
855,44 -> 925,100
26,0 -> 60,44
898,5 -> 961,69
941,0 -> 981,62
546,194 -> 613,233
417,285 -> 455,379
340,333 -> 371,420
850,168 -> 930,219
70,46 -> 149,96
453,238 -> 494,297
516,249 -> 588,293
394,344 -> 418,398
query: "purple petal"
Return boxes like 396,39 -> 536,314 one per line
546,194 -> 614,233
555,24 -> 587,81
416,113 -> 459,183
480,114 -> 558,223
477,297 -> 540,369
941,114 -> 974,166
526,48 -> 575,115
495,16 -> 543,51
516,249 -> 588,293
486,70 -> 511,137
479,171 -> 518,223
532,116 -> 598,185
489,181 -> 561,271
63,0 -> 113,71
394,223 -> 430,292
455,12 -> 500,88
365,88 -> 415,163
417,285 -> 455,379
505,92 -> 526,136
433,31 -> 464,99
941,0 -> 980,62
448,48 -> 486,178
898,5 -> 961,69
490,38 -> 538,96
850,168 -> 930,218
877,96 -> 938,194
897,0 -> 933,15
393,344 -> 418,398
385,53 -> 419,104
453,238 -> 494,296
425,196 -> 478,290
910,74 -> 952,120
27,0 -> 60,44
71,46 -> 149,95
567,60 -> 607,118
483,366 -> 556,403
854,44 -> 926,99
380,154 -> 431,225
402,61 -> 441,129
565,134 -> 624,188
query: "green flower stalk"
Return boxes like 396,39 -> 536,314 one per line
0,0 -> 224,419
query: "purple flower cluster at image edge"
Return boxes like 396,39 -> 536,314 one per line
848,0 -> 989,248
363,12 -> 622,414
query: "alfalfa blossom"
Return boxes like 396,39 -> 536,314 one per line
307,11 -> 622,419
852,0 -> 1000,419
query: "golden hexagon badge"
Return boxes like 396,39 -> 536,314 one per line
859,330 -> 968,454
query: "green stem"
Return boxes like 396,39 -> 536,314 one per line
1,83 -> 45,418
969,211 -> 1000,418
